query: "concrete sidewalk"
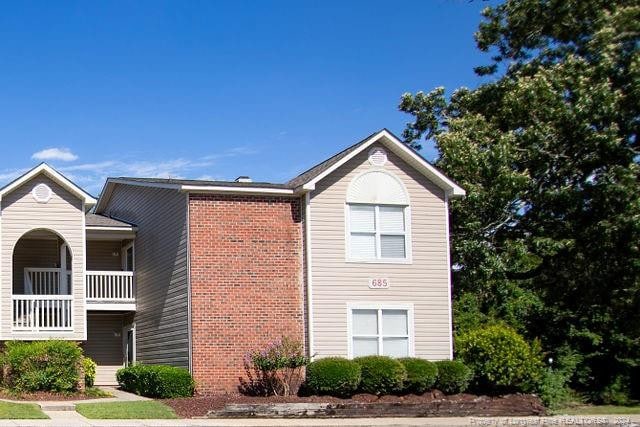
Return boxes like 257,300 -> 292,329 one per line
0,415 -> 637,427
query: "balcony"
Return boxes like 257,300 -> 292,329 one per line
13,294 -> 73,332
86,271 -> 136,310
13,267 -> 73,332
13,268 -> 136,332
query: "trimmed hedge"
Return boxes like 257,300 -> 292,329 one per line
353,356 -> 407,395
116,364 -> 195,398
435,360 -> 472,394
83,357 -> 97,387
456,324 -> 543,393
305,357 -> 361,397
3,340 -> 83,392
398,358 -> 438,394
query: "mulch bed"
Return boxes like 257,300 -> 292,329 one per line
0,390 -> 109,401
164,391 -> 546,418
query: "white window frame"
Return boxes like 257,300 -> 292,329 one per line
346,303 -> 415,359
345,203 -> 412,264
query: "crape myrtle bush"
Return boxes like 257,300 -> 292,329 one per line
2,340 -> 84,392
116,364 -> 195,398
398,358 -> 438,394
240,337 -> 309,397
305,357 -> 361,397
353,356 -> 407,395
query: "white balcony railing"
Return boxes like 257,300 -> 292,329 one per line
25,267 -> 71,295
12,295 -> 73,331
86,271 -> 135,302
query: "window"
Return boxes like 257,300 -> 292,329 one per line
348,204 -> 407,261
350,307 -> 412,358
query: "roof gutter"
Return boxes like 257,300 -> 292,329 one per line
180,185 -> 298,196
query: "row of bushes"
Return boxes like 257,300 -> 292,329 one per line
305,356 -> 472,397
1,340 -> 96,392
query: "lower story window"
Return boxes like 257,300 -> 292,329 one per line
350,306 -> 413,358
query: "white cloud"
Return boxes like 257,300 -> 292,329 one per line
32,148 -> 78,162
0,145 -> 259,196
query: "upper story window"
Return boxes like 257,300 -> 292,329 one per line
346,168 -> 411,263
349,205 -> 406,259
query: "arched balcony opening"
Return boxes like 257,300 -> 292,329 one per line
12,229 -> 73,331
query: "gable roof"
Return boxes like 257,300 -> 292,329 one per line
95,129 -> 464,212
0,163 -> 97,206
288,129 -> 465,197
286,130 -> 380,189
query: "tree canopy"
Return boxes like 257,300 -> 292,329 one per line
399,0 -> 639,402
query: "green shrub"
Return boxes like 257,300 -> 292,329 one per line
601,375 -> 633,406
434,360 -> 472,394
353,356 -> 406,395
537,368 -> 573,409
116,364 -> 194,398
3,340 -> 83,392
456,325 -> 543,393
83,357 -> 97,387
398,358 -> 438,394
305,357 -> 361,397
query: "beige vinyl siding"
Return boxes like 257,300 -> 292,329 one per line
102,186 -> 189,368
310,143 -> 451,360
0,174 -> 86,340
84,314 -> 124,385
86,241 -> 123,271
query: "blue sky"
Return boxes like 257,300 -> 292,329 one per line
0,0 -> 496,195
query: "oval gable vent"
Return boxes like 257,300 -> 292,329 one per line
32,183 -> 52,203
368,147 -> 387,167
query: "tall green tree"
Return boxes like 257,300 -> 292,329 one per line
400,0 -> 640,401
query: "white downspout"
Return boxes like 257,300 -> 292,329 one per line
444,192 -> 454,360
305,192 -> 314,359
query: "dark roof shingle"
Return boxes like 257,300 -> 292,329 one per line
85,213 -> 135,228
115,177 -> 290,189
286,130 -> 380,188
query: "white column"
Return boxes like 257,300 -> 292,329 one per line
60,243 -> 69,295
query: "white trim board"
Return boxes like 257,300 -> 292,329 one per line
346,302 -> 415,359
0,163 -> 97,206
301,130 -> 465,197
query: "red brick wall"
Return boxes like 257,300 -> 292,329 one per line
189,194 -> 305,393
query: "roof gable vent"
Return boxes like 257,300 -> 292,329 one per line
235,176 -> 252,183
32,183 -> 52,203
368,147 -> 388,167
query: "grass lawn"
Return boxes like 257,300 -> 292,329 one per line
554,405 -> 640,415
75,401 -> 178,419
0,401 -> 48,419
